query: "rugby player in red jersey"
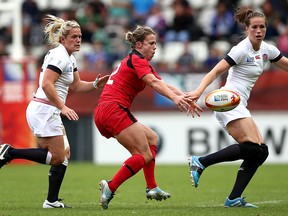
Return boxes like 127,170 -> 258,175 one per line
94,25 -> 202,210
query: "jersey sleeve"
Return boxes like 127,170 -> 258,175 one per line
227,45 -> 245,65
267,44 -> 282,61
70,55 -> 78,72
132,56 -> 154,79
48,56 -> 69,73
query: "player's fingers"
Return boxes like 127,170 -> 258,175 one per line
195,109 -> 201,117
66,110 -> 79,121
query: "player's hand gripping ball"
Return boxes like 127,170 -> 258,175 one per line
205,89 -> 240,112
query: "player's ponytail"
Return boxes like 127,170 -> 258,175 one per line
234,7 -> 267,27
125,25 -> 155,49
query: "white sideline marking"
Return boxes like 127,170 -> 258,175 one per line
197,200 -> 288,207
254,200 -> 288,204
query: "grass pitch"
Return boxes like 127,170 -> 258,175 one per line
0,162 -> 287,216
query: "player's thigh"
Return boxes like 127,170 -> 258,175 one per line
115,122 -> 151,156
138,123 -> 158,146
226,117 -> 264,143
37,135 -> 65,160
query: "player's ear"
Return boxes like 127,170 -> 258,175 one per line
60,36 -> 65,44
135,41 -> 142,49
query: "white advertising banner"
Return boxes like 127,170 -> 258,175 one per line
93,112 -> 288,164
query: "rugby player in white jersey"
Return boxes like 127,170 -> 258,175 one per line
187,7 -> 288,208
0,14 -> 109,208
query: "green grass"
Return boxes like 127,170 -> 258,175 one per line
0,163 -> 287,216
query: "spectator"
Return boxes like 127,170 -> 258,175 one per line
260,0 -> 286,40
266,0 -> 288,25
207,0 -> 235,43
277,27 -> 288,57
145,4 -> 167,44
76,1 -> 107,42
130,0 -> 156,25
176,42 -> 194,72
91,23 -> 110,49
203,46 -> 222,70
107,0 -> 131,26
21,0 -> 42,46
165,0 -> 203,42
83,40 -> 110,72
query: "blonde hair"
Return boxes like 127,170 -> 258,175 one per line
43,14 -> 80,47
125,25 -> 155,49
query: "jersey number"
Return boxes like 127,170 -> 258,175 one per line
107,62 -> 121,85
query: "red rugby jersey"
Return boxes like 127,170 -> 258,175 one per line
98,50 -> 161,108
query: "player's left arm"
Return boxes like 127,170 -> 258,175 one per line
273,56 -> 288,71
166,82 -> 203,116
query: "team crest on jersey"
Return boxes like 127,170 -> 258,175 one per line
66,67 -> 73,72
262,54 -> 268,62
246,56 -> 255,62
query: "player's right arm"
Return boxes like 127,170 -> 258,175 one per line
42,69 -> 79,121
142,73 -> 191,112
190,59 -> 230,100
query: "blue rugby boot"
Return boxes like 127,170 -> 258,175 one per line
224,197 -> 258,208
188,156 -> 205,188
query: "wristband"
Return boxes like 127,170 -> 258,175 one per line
93,77 -> 100,89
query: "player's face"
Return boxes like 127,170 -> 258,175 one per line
62,27 -> 82,55
246,17 -> 267,50
138,34 -> 156,61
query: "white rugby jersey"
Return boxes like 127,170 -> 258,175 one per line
224,37 -> 282,106
34,44 -> 77,103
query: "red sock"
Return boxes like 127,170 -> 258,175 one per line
143,145 -> 157,189
108,154 -> 145,192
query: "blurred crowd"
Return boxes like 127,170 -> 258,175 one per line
0,0 -> 288,73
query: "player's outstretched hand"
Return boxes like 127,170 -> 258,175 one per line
173,94 -> 192,112
187,100 -> 203,118
186,90 -> 201,102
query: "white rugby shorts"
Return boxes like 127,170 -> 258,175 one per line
215,103 -> 251,129
26,101 -> 64,137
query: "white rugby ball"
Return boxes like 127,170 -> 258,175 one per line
205,89 -> 240,112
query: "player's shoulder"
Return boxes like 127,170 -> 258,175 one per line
233,38 -> 251,52
130,51 -> 146,64
227,38 -> 249,60
261,40 -> 278,51
48,45 -> 68,60
129,50 -> 150,68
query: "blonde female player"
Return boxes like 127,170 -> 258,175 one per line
0,14 -> 109,208
188,7 -> 288,208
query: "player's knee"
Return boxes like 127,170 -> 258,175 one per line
149,130 -> 159,146
259,143 -> 269,165
62,156 -> 69,166
65,147 -> 71,160
142,151 -> 153,164
50,154 -> 65,165
239,141 -> 269,165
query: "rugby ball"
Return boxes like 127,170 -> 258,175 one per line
205,89 -> 240,112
